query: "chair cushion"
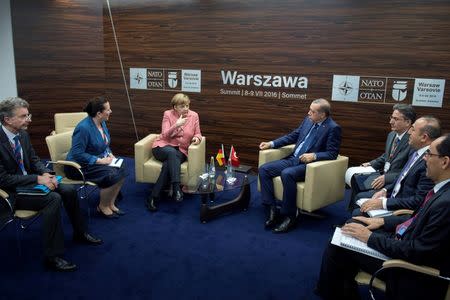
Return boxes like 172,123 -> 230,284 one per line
143,157 -> 188,184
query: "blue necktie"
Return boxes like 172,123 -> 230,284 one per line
13,135 -> 26,174
294,124 -> 319,158
391,151 -> 418,197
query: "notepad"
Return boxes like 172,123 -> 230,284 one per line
16,176 -> 63,196
331,227 -> 390,261
109,158 -> 123,168
356,198 -> 393,217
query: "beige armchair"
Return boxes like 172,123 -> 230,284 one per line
258,144 -> 348,213
135,133 -> 206,186
51,112 -> 87,135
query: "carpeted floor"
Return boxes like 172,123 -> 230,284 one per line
0,157 -> 380,300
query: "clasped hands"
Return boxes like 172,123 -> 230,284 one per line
341,216 -> 384,243
38,173 -> 59,190
97,153 -> 116,165
359,189 -> 386,213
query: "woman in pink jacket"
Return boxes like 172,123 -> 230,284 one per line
147,93 -> 202,212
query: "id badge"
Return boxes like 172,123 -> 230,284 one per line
384,162 -> 391,173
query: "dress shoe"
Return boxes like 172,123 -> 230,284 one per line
273,216 -> 297,233
174,190 -> 183,202
97,206 -> 119,219
45,256 -> 77,272
146,196 -> 158,212
264,206 -> 280,229
113,209 -> 126,216
73,233 -> 103,245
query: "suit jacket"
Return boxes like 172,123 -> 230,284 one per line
272,116 -> 341,161
66,117 -> 112,165
152,109 -> 202,157
384,152 -> 434,211
0,127 -> 50,192
369,131 -> 411,184
369,182 -> 450,273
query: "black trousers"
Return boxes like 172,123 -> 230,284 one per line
14,184 -> 86,258
317,238 -> 448,300
151,146 -> 186,198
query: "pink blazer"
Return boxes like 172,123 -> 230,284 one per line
152,109 -> 202,157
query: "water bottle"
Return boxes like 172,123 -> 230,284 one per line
209,156 -> 216,179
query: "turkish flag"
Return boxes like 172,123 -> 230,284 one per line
230,145 -> 240,167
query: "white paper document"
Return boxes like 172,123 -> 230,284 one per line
331,227 -> 390,261
345,166 -> 376,186
109,158 -> 123,168
356,198 -> 393,217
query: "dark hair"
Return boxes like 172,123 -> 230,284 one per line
419,116 -> 441,140
393,104 -> 416,123
84,96 -> 108,117
436,134 -> 450,157
0,97 -> 29,124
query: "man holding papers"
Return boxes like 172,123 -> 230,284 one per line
316,134 -> 450,300
0,97 -> 102,272
347,104 -> 415,210
353,116 -> 440,217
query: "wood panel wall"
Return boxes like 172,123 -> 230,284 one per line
11,0 -> 450,167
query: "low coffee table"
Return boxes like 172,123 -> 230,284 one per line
182,169 -> 257,223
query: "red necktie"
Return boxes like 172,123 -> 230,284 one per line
395,189 -> 435,239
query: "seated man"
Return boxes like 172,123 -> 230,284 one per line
316,134 -> 450,300
0,97 -> 102,271
353,116 -> 440,217
259,98 -> 341,233
347,104 -> 416,210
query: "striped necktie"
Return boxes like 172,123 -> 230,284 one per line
395,189 -> 435,239
13,135 -> 26,174
389,137 -> 400,159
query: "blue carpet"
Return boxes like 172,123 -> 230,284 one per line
0,157 -> 381,300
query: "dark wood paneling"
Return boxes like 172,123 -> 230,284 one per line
12,0 -> 450,167
11,0 -> 105,156
103,0 -> 450,166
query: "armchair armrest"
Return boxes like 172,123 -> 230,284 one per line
186,136 -> 206,184
258,144 -> 295,167
393,209 -> 414,216
46,160 -> 87,183
134,133 -> 159,182
0,188 -> 14,230
382,259 -> 443,279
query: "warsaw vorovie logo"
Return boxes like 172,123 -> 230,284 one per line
168,71 -> 178,88
338,81 -> 353,96
392,80 -> 407,101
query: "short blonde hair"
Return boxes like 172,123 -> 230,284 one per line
171,93 -> 190,108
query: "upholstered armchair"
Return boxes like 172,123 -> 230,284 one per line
258,144 -> 348,214
135,133 -> 206,186
51,112 -> 87,135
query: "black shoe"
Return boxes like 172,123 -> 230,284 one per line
273,216 -> 297,233
264,206 -> 280,229
45,256 -> 77,272
96,206 -> 119,219
73,233 -> 103,245
146,196 -> 158,212
174,190 -> 183,202
113,209 -> 126,216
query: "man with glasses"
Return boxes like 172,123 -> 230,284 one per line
0,97 -> 102,272
352,116 -> 440,217
316,134 -> 450,300
347,104 -> 416,210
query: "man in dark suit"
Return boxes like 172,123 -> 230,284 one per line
259,98 -> 341,233
316,134 -> 450,300
347,104 -> 416,210
0,97 -> 102,271
353,116 -> 440,216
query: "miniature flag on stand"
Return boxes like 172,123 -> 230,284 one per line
216,144 -> 226,166
230,145 -> 240,167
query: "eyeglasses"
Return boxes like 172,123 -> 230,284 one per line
176,104 -> 189,109
389,116 -> 405,122
424,149 -> 442,158
11,113 -> 32,121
